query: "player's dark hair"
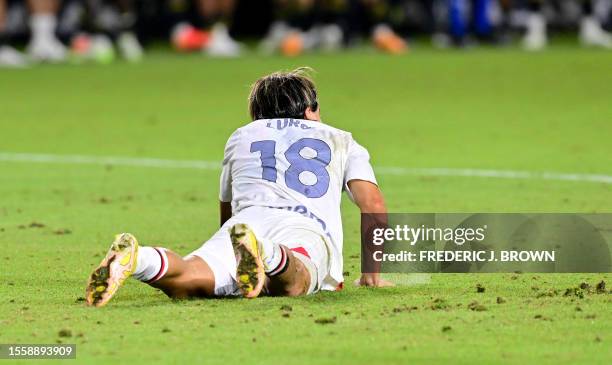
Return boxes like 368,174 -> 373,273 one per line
248,67 -> 319,120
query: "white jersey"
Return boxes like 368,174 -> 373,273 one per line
219,118 -> 377,284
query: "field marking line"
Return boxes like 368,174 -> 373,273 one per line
1,152 -> 612,185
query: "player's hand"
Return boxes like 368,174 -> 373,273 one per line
354,273 -> 394,288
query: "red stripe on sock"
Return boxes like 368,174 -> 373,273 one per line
147,248 -> 166,283
268,246 -> 288,276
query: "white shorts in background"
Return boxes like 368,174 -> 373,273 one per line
186,206 -> 335,296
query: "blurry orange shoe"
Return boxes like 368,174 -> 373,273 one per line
372,25 -> 408,55
281,31 -> 304,57
172,23 -> 210,52
71,33 -> 92,56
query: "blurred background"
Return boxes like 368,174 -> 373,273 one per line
1,0 -> 612,66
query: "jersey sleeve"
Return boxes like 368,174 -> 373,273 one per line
219,129 -> 241,202
343,137 -> 378,200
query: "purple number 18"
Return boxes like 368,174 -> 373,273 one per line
250,138 -> 331,198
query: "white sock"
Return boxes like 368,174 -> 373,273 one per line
258,238 -> 287,276
133,246 -> 168,282
30,14 -> 57,42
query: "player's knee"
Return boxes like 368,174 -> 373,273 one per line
287,286 -> 308,297
283,266 -> 312,296
284,282 -> 308,297
267,271 -> 310,297
272,284 -> 306,297
157,282 -> 189,299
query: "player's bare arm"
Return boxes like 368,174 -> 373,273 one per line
347,179 -> 394,288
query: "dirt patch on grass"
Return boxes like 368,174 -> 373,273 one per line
393,305 -> 418,313
58,329 -> 72,337
563,281 -> 607,298
314,317 -> 337,325
280,304 -> 292,312
429,298 -> 450,311
532,281 -> 609,300
467,301 -> 487,311
534,314 -> 553,321
535,289 -> 559,298
564,287 -> 585,299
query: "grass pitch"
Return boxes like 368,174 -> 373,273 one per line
1,46 -> 611,364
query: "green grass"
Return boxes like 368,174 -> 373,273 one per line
1,47 -> 611,365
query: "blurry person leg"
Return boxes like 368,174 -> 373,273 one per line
26,0 -> 68,62
416,0 -> 450,47
197,0 -> 242,56
96,0 -> 144,62
448,0 -> 468,45
259,0 -> 293,53
139,248 -> 216,300
472,0 -> 494,41
112,0 -> 144,61
578,0 -> 612,48
85,233 -> 217,307
0,0 -> 28,67
260,0 -> 316,56
428,0 -> 480,48
314,0 -> 350,51
446,0 -> 494,46
66,0 -> 116,64
56,0 -> 87,51
358,0 -> 407,54
522,0 -> 547,50
169,0 -> 210,52
495,0 -> 514,44
74,0 -> 143,63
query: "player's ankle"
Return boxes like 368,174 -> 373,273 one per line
133,246 -> 169,283
265,244 -> 290,277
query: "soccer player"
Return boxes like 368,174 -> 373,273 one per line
350,0 -> 408,54
0,0 -> 29,67
85,67 -> 391,306
26,0 -> 68,62
170,0 -> 241,56
0,0 -> 67,66
260,0 -> 407,56
523,0 -> 612,50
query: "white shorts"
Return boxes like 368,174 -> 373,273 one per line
186,206 -> 333,296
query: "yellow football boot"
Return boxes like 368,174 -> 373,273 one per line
85,233 -> 139,307
229,224 -> 266,298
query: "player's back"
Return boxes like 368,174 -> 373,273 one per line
220,118 -> 354,241
220,117 -> 378,287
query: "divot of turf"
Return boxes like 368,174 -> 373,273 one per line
467,301 -> 487,312
314,317 -> 337,325
58,329 -> 72,338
